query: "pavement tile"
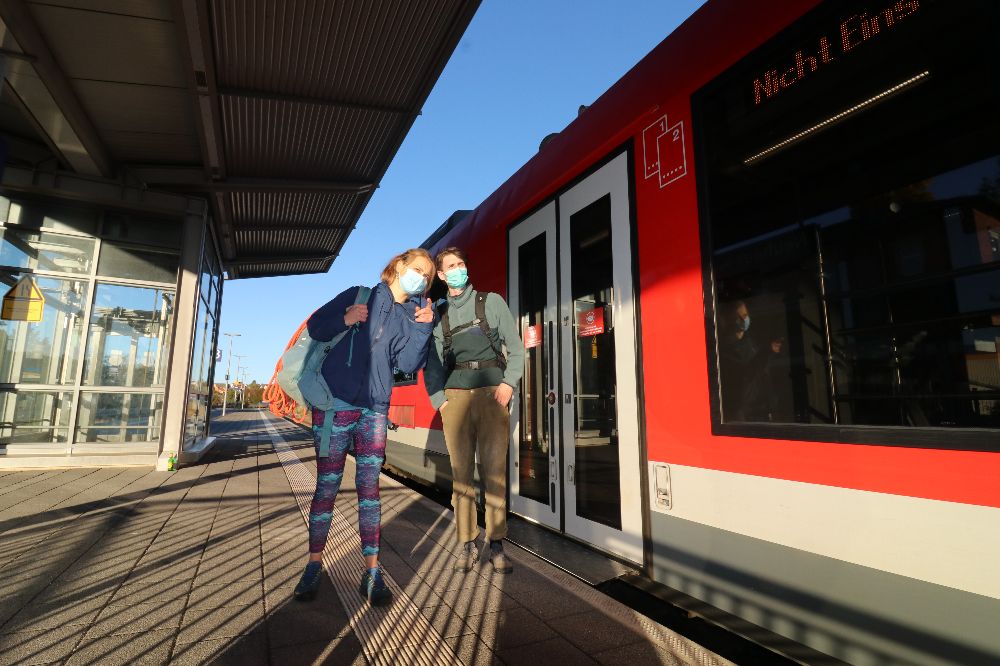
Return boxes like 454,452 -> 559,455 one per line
496,635 -> 598,664
265,598 -> 352,649
2,594 -> 107,632
34,572 -> 124,605
126,559 -> 199,586
170,629 -> 268,666
418,604 -> 474,639
443,634 -> 505,666
0,622 -> 87,665
270,633 -> 367,666
488,568 -> 586,621
464,606 -> 558,652
110,581 -> 190,607
591,639 -> 685,666
187,581 -> 263,609
546,609 -> 647,654
67,626 -> 174,665
176,602 -> 266,644
88,599 -> 186,637
442,579 -> 520,618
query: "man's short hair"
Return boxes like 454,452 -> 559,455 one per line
435,246 -> 466,270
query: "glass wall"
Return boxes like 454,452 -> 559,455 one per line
184,233 -> 222,449
694,0 -> 999,448
0,196 -> 181,453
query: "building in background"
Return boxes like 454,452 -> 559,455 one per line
0,0 -> 479,468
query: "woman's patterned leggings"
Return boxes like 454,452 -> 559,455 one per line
308,408 -> 387,557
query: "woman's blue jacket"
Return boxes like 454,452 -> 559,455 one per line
306,282 -> 433,414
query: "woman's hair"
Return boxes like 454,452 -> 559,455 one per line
434,246 -> 466,270
380,248 -> 433,285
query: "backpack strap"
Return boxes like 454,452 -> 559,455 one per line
476,293 -> 506,371
440,292 -> 506,373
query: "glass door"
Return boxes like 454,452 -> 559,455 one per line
558,152 -> 643,563
508,202 -> 560,529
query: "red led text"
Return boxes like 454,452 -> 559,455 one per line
752,0 -> 920,106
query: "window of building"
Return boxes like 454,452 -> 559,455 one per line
694,0 -> 999,449
0,273 -> 88,384
0,196 -> 181,452
81,285 -> 173,388
1,227 -> 95,275
75,392 -> 163,443
0,390 -> 72,444
97,241 -> 179,283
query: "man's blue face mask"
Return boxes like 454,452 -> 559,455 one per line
444,266 -> 469,289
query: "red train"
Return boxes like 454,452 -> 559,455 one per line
380,1 -> 999,662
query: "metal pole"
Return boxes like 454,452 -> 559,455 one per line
239,368 -> 248,409
233,354 -> 247,413
221,332 -> 241,416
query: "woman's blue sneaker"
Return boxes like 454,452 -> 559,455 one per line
358,567 -> 392,606
294,561 -> 323,601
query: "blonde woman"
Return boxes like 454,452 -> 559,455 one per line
294,249 -> 435,606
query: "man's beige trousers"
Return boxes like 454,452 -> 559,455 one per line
440,386 -> 510,543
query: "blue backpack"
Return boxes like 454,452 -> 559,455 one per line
276,286 -> 370,455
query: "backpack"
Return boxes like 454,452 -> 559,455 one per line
439,292 -> 506,373
274,286 -> 370,453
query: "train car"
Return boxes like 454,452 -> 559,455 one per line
382,1 -> 1000,663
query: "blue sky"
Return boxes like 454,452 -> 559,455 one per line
218,0 -> 707,384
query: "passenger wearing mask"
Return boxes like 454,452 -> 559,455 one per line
719,300 -> 783,422
424,247 -> 525,574
294,249 -> 435,606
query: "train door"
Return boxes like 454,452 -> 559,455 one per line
508,152 -> 643,563
558,152 -> 643,563
508,202 -> 560,530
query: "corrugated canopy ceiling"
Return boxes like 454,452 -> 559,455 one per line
0,0 -> 479,278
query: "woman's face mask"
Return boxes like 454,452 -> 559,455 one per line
443,266 -> 469,289
399,268 -> 427,295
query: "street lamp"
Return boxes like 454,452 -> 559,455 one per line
239,367 -> 250,409
221,332 -> 241,417
233,355 -> 247,411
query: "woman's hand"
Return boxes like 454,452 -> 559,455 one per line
344,304 -> 368,326
414,298 -> 434,324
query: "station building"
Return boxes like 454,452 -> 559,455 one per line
0,0 -> 478,468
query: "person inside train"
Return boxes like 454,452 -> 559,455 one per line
718,299 -> 783,422
293,248 -> 436,606
423,246 -> 525,574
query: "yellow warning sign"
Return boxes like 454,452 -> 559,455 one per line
2,276 -> 45,322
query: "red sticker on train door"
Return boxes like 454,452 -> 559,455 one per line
577,308 -> 604,337
523,324 -> 542,349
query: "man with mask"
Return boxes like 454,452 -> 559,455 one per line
719,300 -> 783,421
424,247 -> 524,574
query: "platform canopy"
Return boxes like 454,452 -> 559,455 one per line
0,0 -> 479,278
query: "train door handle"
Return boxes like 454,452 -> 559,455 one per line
549,458 -> 558,482
568,464 -> 575,484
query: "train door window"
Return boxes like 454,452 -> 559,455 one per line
516,233 -> 551,506
694,0 -> 1000,449
507,202 -> 560,530
567,194 -> 621,530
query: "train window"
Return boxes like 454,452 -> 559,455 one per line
694,0 -> 1000,448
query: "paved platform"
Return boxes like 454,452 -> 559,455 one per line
0,410 -> 731,665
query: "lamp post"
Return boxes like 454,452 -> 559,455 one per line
239,367 -> 249,409
221,332 -> 241,417
233,355 -> 247,411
